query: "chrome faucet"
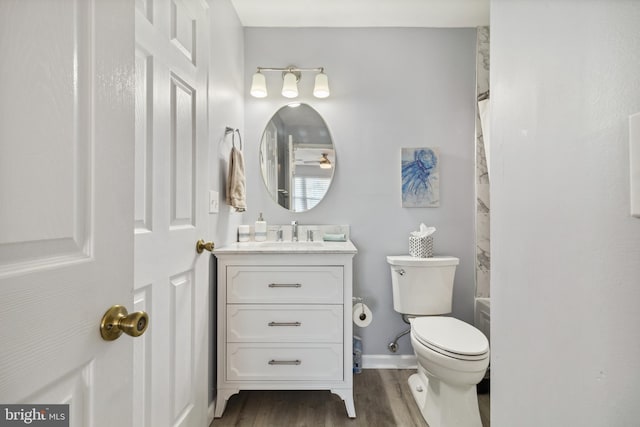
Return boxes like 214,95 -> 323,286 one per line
291,220 -> 298,242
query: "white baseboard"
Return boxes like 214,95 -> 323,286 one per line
208,401 -> 214,425
362,354 -> 417,369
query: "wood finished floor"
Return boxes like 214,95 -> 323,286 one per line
210,369 -> 490,427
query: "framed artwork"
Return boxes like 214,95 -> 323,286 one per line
402,147 -> 440,207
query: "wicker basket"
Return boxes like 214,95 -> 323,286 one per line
409,235 -> 433,258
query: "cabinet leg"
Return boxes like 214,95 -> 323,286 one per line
214,388 -> 239,418
332,388 -> 356,418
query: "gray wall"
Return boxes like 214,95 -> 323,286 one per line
243,28 -> 477,356
210,0 -> 245,246
208,0 -> 244,402
491,1 -> 640,425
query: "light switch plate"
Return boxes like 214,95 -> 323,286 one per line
209,190 -> 219,214
630,112 -> 640,218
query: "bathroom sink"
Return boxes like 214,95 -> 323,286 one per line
214,239 -> 357,254
255,241 -> 325,248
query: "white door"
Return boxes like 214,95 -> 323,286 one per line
134,1 -> 210,426
0,1 -> 136,426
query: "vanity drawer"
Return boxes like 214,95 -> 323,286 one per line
226,343 -> 343,381
227,304 -> 343,343
226,266 -> 343,304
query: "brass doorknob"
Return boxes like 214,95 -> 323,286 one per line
100,305 -> 149,341
196,239 -> 214,253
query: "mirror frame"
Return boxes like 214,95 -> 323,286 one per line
259,103 -> 336,212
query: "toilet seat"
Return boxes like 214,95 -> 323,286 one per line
412,317 -> 489,361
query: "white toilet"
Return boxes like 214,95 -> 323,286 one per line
387,255 -> 489,427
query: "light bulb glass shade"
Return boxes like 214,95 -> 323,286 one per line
313,72 -> 330,98
281,72 -> 299,98
250,72 -> 267,98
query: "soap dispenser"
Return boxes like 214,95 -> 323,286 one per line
255,212 -> 267,242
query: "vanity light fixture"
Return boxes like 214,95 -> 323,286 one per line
313,71 -> 330,98
250,70 -> 267,98
281,70 -> 299,98
319,153 -> 332,169
250,66 -> 330,99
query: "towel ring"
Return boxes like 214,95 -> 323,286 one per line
234,129 -> 243,151
224,126 -> 243,151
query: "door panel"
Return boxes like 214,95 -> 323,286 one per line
133,286 -> 153,427
26,363 -> 93,427
170,73 -> 196,227
171,0 -> 196,64
135,48 -> 154,234
0,0 -> 90,272
170,270 -> 195,423
134,1 -> 209,426
0,0 -> 135,426
136,0 -> 154,23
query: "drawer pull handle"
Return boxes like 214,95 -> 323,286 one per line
268,283 -> 302,288
268,359 -> 301,366
268,321 -> 301,327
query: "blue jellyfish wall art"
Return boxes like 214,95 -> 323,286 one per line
401,147 -> 440,207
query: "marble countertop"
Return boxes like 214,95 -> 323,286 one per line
214,240 -> 358,254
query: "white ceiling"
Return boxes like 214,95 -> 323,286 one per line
230,0 -> 490,28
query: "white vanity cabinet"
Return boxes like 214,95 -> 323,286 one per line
213,242 -> 357,418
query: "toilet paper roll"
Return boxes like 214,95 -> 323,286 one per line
353,303 -> 373,328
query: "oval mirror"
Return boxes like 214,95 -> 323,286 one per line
259,103 -> 335,212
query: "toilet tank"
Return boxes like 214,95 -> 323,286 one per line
386,256 -> 459,315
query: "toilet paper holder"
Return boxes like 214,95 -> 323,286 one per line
352,297 -> 373,328
352,297 -> 367,321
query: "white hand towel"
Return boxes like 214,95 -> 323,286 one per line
226,146 -> 246,212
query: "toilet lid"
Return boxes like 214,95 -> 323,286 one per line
412,317 -> 489,360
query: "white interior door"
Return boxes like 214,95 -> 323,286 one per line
134,1 -> 210,426
0,1 -> 135,426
